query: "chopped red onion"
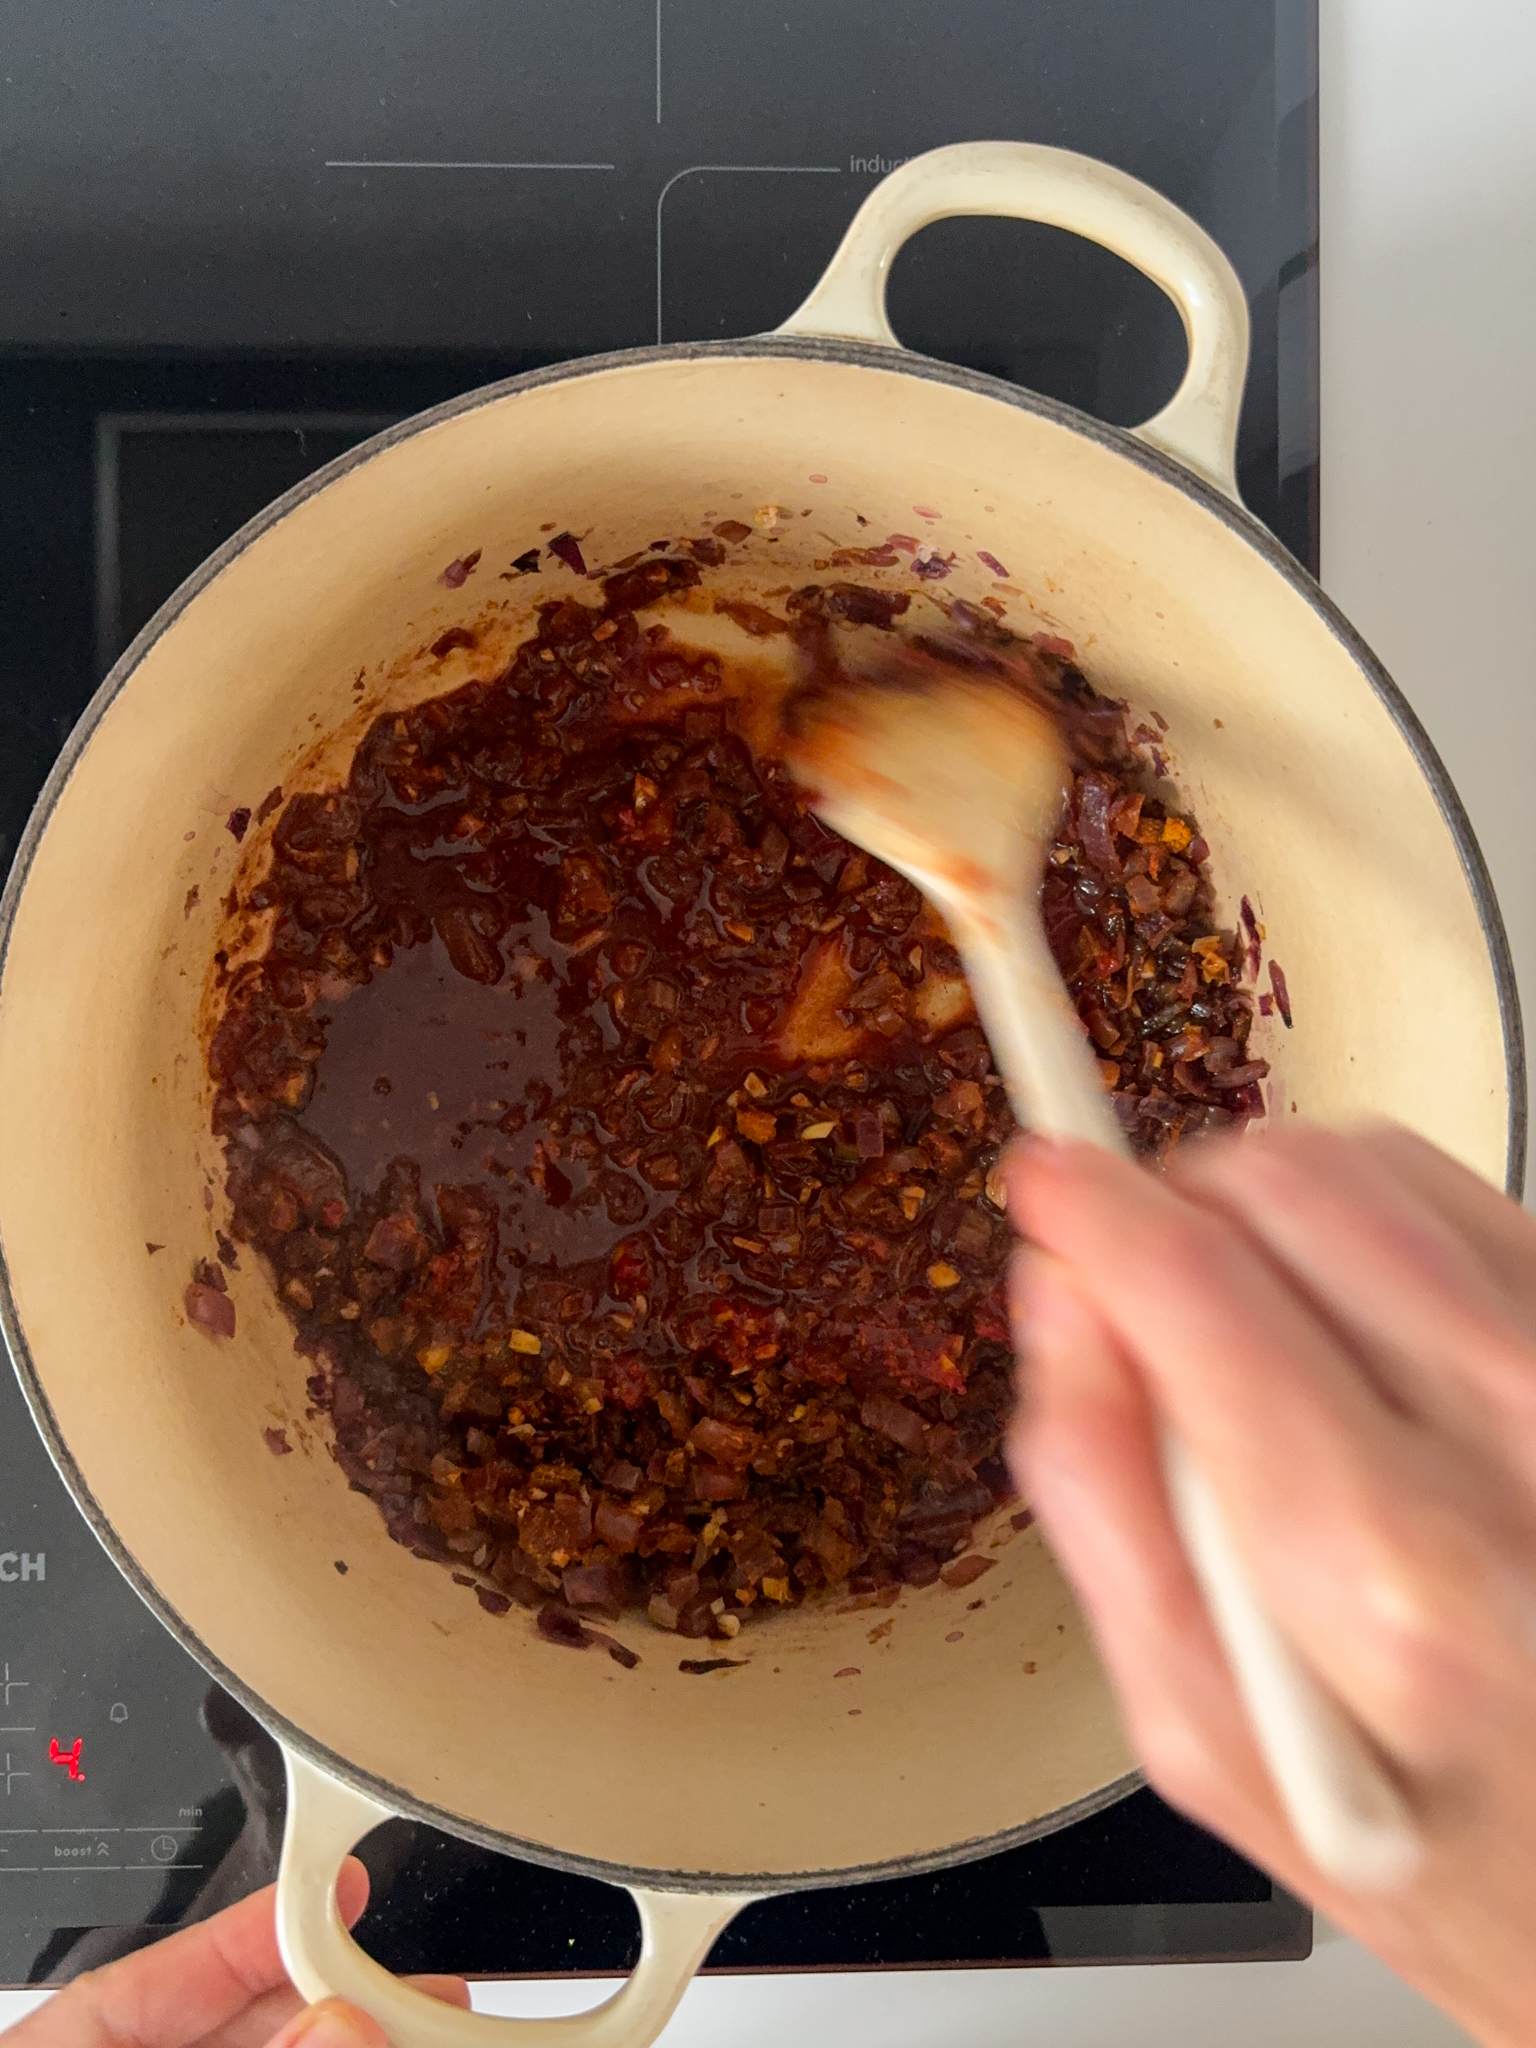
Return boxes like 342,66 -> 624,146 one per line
440,549 -> 482,588
854,1109 -> 885,1159
547,532 -> 588,576
186,1281 -> 235,1338
1268,960 -> 1293,1028
536,1603 -> 591,1649
584,1628 -> 640,1669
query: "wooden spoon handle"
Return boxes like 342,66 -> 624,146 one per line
1161,1437 -> 1420,1891
955,899 -> 1423,1893
954,904 -> 1124,1146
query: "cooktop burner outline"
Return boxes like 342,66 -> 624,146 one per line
93,410 -> 400,673
656,164 -> 843,341
323,160 -> 617,172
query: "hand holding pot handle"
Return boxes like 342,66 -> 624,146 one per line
777,140 -> 1250,503
276,1750 -> 749,2048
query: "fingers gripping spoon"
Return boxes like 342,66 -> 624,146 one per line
783,646 -> 1422,1895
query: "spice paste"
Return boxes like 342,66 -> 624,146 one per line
207,559 -> 1265,1645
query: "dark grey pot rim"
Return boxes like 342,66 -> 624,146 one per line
0,334 -> 1523,1896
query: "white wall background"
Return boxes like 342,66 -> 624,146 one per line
1321,0 -> 1536,1200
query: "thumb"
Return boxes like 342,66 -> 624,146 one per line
264,1998 -> 389,2048
265,1974 -> 472,2047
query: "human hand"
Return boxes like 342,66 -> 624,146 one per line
1003,1123 -> 1536,2048
3,1856 -> 468,2046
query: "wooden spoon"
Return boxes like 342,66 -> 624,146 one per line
783,639 -> 1421,1895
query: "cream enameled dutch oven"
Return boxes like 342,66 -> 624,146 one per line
0,145 -> 1522,2046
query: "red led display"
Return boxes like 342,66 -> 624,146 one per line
48,1737 -> 85,1782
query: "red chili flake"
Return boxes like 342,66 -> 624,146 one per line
431,626 -> 478,658
834,1665 -> 861,1678
679,1657 -> 746,1674
712,519 -> 753,543
508,547 -> 541,575
262,1426 -> 293,1456
809,473 -> 828,483
547,532 -> 588,576
1033,634 -> 1077,662
255,784 -> 284,825
440,549 -> 482,588
887,532 -> 919,554
1258,993 -> 1275,1017
913,504 -> 940,519
186,1281 -> 235,1338
687,536 -> 727,567
1010,1507 -> 1035,1532
225,808 -> 251,843
944,1630 -> 964,1644
903,1334 -> 966,1394
977,550 -> 1009,578
1268,960 -> 1293,1028
146,1242 -> 165,1255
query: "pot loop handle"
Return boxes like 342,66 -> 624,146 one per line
777,140 -> 1249,504
277,1749 -> 751,2048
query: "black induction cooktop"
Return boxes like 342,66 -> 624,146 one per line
0,0 -> 1315,1987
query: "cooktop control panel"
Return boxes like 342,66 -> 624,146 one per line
0,1370 -> 238,1926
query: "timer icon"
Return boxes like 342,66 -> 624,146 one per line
149,1834 -> 178,1864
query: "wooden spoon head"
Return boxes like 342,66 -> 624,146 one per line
783,635 -> 1071,917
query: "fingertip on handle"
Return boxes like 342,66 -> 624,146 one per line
277,1749 -> 752,2047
